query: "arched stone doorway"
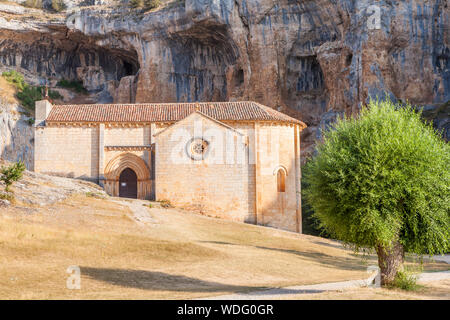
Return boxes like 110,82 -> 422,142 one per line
104,153 -> 151,199
119,168 -> 138,199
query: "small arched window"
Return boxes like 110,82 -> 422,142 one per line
277,169 -> 286,193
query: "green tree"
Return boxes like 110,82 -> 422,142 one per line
1,161 -> 26,192
303,99 -> 449,286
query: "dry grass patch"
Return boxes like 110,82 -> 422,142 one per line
0,194 -> 448,299
0,76 -> 18,105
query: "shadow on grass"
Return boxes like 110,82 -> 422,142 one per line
80,266 -> 263,293
201,241 -> 239,246
253,246 -> 375,271
311,240 -> 346,250
200,240 -> 376,272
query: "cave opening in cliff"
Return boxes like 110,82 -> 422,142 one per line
286,53 -> 328,126
0,33 -> 141,96
294,56 -> 325,93
346,53 -> 353,67
112,48 -> 139,82
236,69 -> 244,85
72,47 -> 140,96
123,61 -> 133,76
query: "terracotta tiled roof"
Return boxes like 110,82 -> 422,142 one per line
46,101 -> 306,126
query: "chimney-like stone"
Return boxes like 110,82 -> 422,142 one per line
35,99 -> 52,126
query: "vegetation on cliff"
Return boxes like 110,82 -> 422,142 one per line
129,0 -> 161,11
22,0 -> 43,9
304,99 -> 450,286
56,79 -> 87,94
21,0 -> 66,12
50,0 -> 66,12
1,71 -> 62,114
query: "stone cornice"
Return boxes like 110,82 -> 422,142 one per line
44,120 -> 305,129
105,145 -> 153,151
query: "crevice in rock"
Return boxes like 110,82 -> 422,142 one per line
166,22 -> 240,102
286,50 -> 328,130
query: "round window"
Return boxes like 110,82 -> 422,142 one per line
186,137 -> 209,160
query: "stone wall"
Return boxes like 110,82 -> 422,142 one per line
104,126 -> 151,147
34,124 -> 99,180
154,113 -> 302,232
256,124 -> 300,232
34,108 -> 302,232
34,123 -> 153,184
154,113 -> 256,222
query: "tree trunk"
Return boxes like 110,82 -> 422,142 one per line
376,239 -> 404,286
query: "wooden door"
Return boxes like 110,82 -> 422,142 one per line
119,168 -> 138,199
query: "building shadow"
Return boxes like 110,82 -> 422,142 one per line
80,266 -> 263,293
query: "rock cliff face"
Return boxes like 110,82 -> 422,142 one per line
0,0 -> 448,164
0,102 -> 34,169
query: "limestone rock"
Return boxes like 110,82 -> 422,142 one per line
0,103 -> 34,169
114,75 -> 137,103
0,158 -> 108,206
0,0 -> 448,163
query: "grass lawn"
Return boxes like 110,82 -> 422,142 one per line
0,194 -> 448,299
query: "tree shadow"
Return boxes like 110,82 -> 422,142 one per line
311,240 -> 346,250
252,245 -> 374,271
201,240 -> 239,246
80,266 -> 263,293
200,240 -> 375,271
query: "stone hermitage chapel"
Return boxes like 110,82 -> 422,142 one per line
34,99 -> 307,232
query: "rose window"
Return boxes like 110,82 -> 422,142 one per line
186,138 -> 209,160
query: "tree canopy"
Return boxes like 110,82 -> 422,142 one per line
304,99 -> 449,258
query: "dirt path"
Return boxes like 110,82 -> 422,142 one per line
201,278 -> 377,300
200,270 -> 450,300
111,198 -> 160,226
429,255 -> 450,264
